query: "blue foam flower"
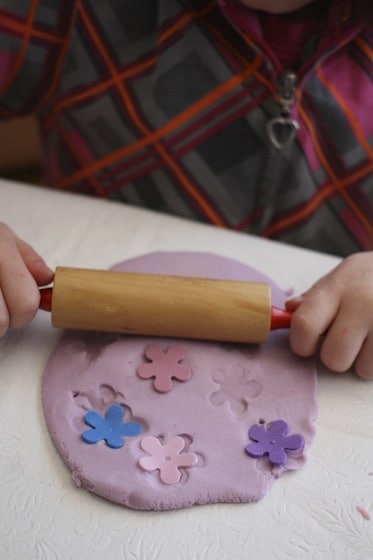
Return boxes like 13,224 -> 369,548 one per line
82,404 -> 142,449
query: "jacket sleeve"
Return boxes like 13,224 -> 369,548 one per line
0,0 -> 76,118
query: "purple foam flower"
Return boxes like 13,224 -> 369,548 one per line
246,420 -> 304,466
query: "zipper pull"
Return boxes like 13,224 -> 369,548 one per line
267,71 -> 300,149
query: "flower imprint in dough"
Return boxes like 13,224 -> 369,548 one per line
209,364 -> 261,416
73,384 -> 126,412
137,344 -> 192,393
139,435 -> 198,484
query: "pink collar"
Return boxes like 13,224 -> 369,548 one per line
218,0 -> 361,72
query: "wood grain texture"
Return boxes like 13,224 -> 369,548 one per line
51,267 -> 272,343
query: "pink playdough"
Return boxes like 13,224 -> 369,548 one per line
42,252 -> 317,510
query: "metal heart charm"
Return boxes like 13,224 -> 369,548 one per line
267,117 -> 299,149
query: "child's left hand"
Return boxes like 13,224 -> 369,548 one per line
286,251 -> 373,379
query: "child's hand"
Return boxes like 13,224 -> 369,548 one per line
0,223 -> 54,337
286,251 -> 373,379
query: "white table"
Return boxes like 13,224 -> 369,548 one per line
1,179 -> 372,560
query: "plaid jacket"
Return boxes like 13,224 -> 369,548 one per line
0,0 -> 372,256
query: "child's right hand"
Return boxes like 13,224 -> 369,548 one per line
0,223 -> 54,337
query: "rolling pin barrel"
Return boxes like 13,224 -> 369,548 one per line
51,267 -> 272,344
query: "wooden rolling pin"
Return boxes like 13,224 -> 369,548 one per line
39,267 -> 292,344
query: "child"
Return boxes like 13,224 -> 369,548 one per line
0,0 -> 372,378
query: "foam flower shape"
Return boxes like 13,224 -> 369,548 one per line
137,344 -> 192,392
82,404 -> 142,449
246,420 -> 304,466
139,436 -> 198,484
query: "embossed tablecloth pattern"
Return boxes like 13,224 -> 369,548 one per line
1,181 -> 372,559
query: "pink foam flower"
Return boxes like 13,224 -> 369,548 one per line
137,344 -> 192,392
139,435 -> 198,484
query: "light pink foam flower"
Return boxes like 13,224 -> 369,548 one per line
139,435 -> 198,484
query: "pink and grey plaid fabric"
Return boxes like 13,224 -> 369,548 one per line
0,0 -> 372,256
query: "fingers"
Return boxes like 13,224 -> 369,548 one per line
286,253 -> 373,379
15,236 -> 54,285
354,334 -> 373,380
0,289 -> 10,337
0,239 -> 40,332
318,301 -> 368,373
0,223 -> 53,336
287,284 -> 340,358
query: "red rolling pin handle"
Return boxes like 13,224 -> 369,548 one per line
39,287 -> 53,312
270,306 -> 293,330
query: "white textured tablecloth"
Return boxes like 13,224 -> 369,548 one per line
1,180 -> 372,560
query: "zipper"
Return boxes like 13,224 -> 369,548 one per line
266,70 -> 300,149
265,18 -> 360,150
221,1 -> 361,149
